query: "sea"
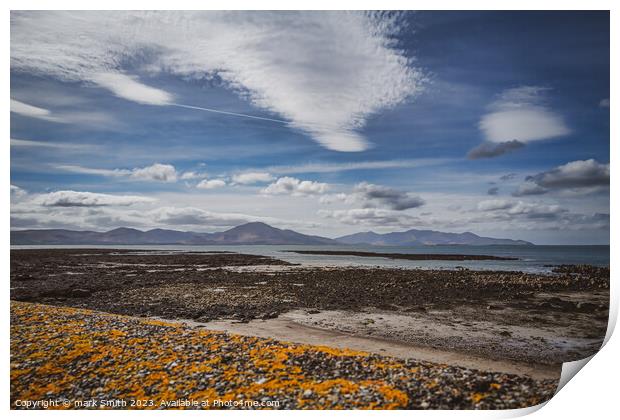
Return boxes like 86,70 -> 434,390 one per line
11,244 -> 610,274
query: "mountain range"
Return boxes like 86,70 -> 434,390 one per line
10,222 -> 336,246
11,222 -> 532,246
335,229 -> 532,246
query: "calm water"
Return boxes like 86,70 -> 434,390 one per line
12,244 -> 610,273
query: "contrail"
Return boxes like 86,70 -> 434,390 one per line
171,102 -> 352,134
170,103 -> 289,124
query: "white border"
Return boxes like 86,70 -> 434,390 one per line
3,2 -> 617,419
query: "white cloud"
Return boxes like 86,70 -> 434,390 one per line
11,11 -> 424,152
599,98 -> 610,108
10,188 -> 269,230
149,207 -> 252,227
318,208 -> 420,228
478,86 -> 570,144
56,163 -> 178,182
196,179 -> 227,189
319,193 -> 349,205
11,98 -> 116,127
477,199 -> 567,220
505,202 -> 568,219
129,163 -> 177,182
262,177 -> 329,196
232,172 -> 274,184
55,165 -> 125,177
10,184 -> 608,238
10,99 -> 53,119
179,171 -> 208,180
477,199 -> 513,211
91,72 -> 173,106
35,190 -> 155,207
10,191 -> 308,231
10,185 -> 27,198
480,110 -> 570,143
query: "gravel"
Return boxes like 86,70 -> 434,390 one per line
11,301 -> 558,410
10,249 -> 609,366
10,249 -> 609,324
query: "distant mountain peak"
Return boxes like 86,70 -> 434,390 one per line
105,227 -> 143,235
237,221 -> 271,228
336,228 -> 532,246
11,222 -> 337,246
108,227 -> 140,233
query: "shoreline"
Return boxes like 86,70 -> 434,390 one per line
10,249 -> 609,380
161,312 -> 562,380
283,250 -> 518,261
11,301 -> 559,409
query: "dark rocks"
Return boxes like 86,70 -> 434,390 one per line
68,288 -> 93,298
405,306 -> 427,313
9,249 -> 609,324
9,249 -> 609,369
284,250 -> 519,261
576,302 -> 598,312
260,312 -> 279,320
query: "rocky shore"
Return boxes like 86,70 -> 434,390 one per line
11,301 -> 558,409
9,249 -> 610,409
11,249 -> 609,365
283,250 -> 518,261
10,249 -> 609,366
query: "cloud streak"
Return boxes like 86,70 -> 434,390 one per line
11,138 -> 93,151
56,163 -> 178,182
35,190 -> 155,207
267,158 -> 450,175
10,99 -> 53,119
92,73 -> 174,106
11,11 -> 425,152
11,98 -> 117,127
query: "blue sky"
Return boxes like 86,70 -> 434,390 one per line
10,11 -> 610,244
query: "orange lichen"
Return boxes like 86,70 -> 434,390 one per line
10,301 -> 555,410
470,392 -> 489,403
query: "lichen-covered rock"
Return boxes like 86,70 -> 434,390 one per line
10,301 -> 558,410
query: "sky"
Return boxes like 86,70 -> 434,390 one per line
10,11 -> 610,245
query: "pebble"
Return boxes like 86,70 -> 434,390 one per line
10,301 -> 558,410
